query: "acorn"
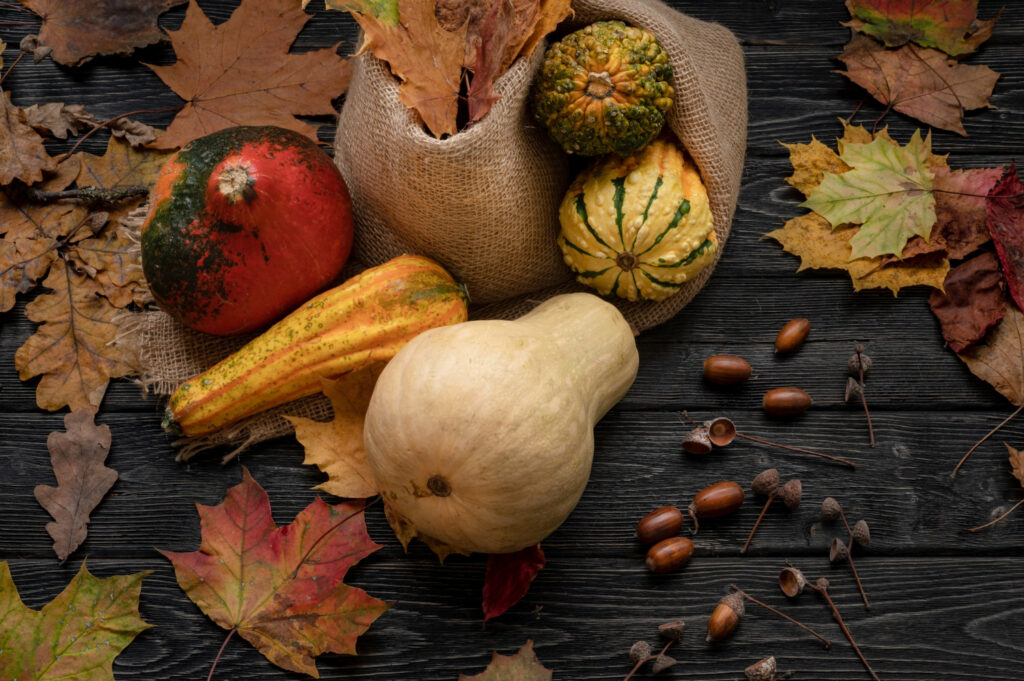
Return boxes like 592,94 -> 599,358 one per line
779,567 -> 807,597
751,468 -> 780,496
645,536 -> 694,573
763,387 -> 812,416
779,479 -> 802,511
683,426 -> 714,455
636,506 -> 685,545
821,496 -> 842,522
775,317 -> 810,353
628,640 -> 652,663
706,591 -> 745,642
688,481 -> 745,533
829,537 -> 849,563
652,655 -> 677,674
703,354 -> 752,384
658,620 -> 686,640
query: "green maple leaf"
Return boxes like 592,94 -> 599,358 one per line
0,561 -> 151,681
800,129 -> 936,259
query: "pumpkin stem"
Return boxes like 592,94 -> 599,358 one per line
585,71 -> 616,99
427,475 -> 452,497
217,162 -> 258,204
616,251 -> 638,271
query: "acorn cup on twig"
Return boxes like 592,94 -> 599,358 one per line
821,496 -> 872,610
741,470 -> 802,554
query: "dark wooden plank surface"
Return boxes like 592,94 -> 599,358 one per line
2,1 -> 1023,680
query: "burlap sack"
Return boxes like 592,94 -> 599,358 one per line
136,0 -> 747,456
336,0 -> 748,329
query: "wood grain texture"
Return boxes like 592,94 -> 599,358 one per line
1,1 -> 1023,680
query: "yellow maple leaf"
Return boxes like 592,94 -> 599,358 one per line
287,363 -> 386,500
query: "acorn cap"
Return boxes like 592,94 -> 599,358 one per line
845,376 -> 864,402
821,496 -> 842,521
720,591 -> 746,617
752,468 -> 780,497
780,479 -> 802,511
848,349 -> 873,376
658,620 -> 686,640
683,426 -> 714,455
744,656 -> 777,681
779,567 -> 806,597
706,417 -> 737,447
629,640 -> 652,663
853,519 -> 871,547
652,654 -> 677,674
829,537 -> 849,563
816,576 -> 831,590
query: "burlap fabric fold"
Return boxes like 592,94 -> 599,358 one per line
135,0 -> 747,456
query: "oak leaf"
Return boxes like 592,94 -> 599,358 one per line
838,33 -> 999,136
0,91 -> 57,185
1008,443 -> 1024,487
987,164 -> 1024,312
78,135 -> 173,226
459,640 -> 553,681
33,408 -> 118,561
929,251 -> 1006,353
801,127 -> 936,259
482,544 -> 545,621
844,0 -> 999,56
0,561 -> 151,681
18,0 -> 184,66
160,468 -> 388,677
957,305 -> 1024,406
145,0 -> 353,150
288,363 -> 385,500
24,102 -> 160,147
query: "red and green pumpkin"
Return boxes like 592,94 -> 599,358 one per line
141,126 -> 353,336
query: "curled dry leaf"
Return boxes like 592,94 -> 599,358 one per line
159,468 -> 388,677
24,102 -> 160,148
146,0 -> 353,150
843,0 -> 999,57
837,33 -> 1000,137
0,561 -> 151,681
929,252 -> 1006,353
288,362 -> 386,500
33,408 -> 118,562
986,164 -> 1024,312
18,0 -> 185,66
459,640 -> 553,681
0,92 -> 57,185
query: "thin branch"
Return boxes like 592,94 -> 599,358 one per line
838,508 -> 871,610
0,50 -> 24,86
730,585 -> 831,647
807,582 -> 881,681
622,640 -> 674,681
736,432 -> 857,468
951,404 -> 1024,478
964,498 -> 1024,532
24,184 -> 148,205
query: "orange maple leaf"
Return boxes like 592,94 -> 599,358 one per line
160,468 -> 388,678
146,0 -> 353,150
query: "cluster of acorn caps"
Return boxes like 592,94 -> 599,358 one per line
702,318 -> 813,415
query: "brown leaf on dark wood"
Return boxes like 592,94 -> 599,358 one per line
18,0 -> 185,66
24,103 -> 160,147
843,0 -> 1000,57
958,305 -> 1024,406
14,264 -> 135,411
77,135 -> 173,226
459,640 -> 553,681
1008,443 -> 1024,487
0,92 -> 57,185
145,0 -> 352,150
929,251 -> 1006,352
33,408 -> 118,561
70,223 -> 150,308
837,33 -> 999,136
987,164 -> 1024,312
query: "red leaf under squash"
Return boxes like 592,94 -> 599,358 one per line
987,163 -> 1024,312
929,251 -> 1006,352
482,544 -> 545,621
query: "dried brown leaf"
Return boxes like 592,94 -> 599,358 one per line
459,641 -> 553,681
22,103 -> 92,139
1007,443 -> 1024,487
0,92 -> 57,185
145,0 -> 352,150
843,0 -> 999,57
958,305 -> 1024,406
33,408 -> 118,561
929,251 -> 1006,352
77,135 -> 172,225
18,0 -> 184,66
838,33 -> 999,136
288,363 -> 385,500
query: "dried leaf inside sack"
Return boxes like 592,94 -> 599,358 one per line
986,165 -> 1024,312
837,33 -> 999,137
33,408 -> 118,561
844,0 -> 999,56
0,92 -> 57,185
459,640 -> 553,681
145,0 -> 352,149
0,561 -> 151,681
159,468 -> 388,677
958,305 -> 1024,406
289,363 -> 385,500
18,0 -> 185,66
482,544 -> 545,621
929,251 -> 1006,352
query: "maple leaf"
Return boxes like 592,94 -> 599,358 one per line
459,640 -> 553,681
0,91 -> 57,185
33,408 -> 118,561
844,0 -> 999,57
288,363 -> 385,500
765,213 -> 948,294
18,0 -> 184,66
987,164 -> 1024,312
838,33 -> 999,137
159,468 -> 388,678
801,127 -> 936,259
929,251 -> 1006,353
482,544 -> 545,621
958,305 -> 1024,406
145,0 -> 352,150
0,561 -> 151,681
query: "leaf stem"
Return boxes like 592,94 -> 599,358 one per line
951,404 -> 1024,478
741,494 -> 776,554
729,585 -> 831,647
290,496 -> 380,579
623,640 -> 674,681
838,508 -> 871,610
736,432 -> 857,468
55,106 -> 182,163
964,497 -> 1024,532
207,627 -> 236,681
0,50 -> 24,86
807,580 -> 881,681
